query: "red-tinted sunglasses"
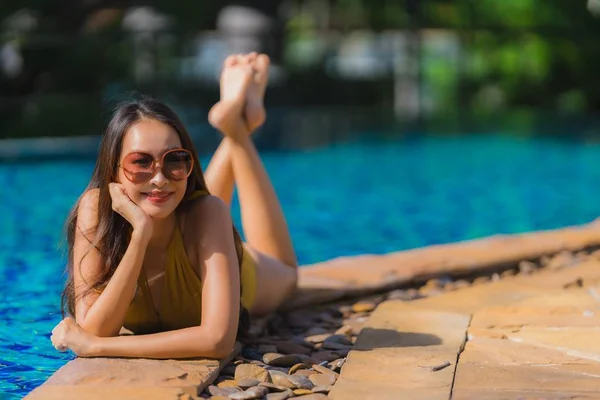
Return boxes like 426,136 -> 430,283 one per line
119,148 -> 194,184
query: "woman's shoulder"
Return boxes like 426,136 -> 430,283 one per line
186,193 -> 230,223
80,188 -> 100,205
77,188 -> 100,227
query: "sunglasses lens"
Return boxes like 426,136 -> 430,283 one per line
123,152 -> 154,183
163,150 -> 192,180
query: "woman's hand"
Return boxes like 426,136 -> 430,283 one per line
108,183 -> 153,238
51,317 -> 99,357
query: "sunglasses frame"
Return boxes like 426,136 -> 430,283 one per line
119,148 -> 194,184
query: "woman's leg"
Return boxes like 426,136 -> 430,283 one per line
204,52 -> 263,208
204,139 -> 235,207
208,53 -> 297,314
207,54 -> 297,268
229,55 -> 296,268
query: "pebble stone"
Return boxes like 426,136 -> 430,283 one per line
236,378 -> 260,389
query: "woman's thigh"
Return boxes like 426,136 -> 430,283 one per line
244,245 -> 298,316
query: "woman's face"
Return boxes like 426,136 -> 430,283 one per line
117,118 -> 188,219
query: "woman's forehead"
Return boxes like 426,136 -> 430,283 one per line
122,119 -> 181,154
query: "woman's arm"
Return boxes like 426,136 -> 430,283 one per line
73,189 -> 152,337
73,196 -> 241,359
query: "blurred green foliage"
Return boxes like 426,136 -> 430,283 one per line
0,0 -> 599,139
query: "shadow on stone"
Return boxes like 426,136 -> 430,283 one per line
353,328 -> 442,350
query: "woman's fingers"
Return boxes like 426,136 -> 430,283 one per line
50,321 -> 68,351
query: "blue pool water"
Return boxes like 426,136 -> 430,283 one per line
2,133 -> 600,397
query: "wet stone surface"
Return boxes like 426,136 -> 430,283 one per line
201,249 -> 593,399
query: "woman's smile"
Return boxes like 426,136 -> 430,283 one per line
143,190 -> 174,204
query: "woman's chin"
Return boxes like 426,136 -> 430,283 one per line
140,205 -> 176,220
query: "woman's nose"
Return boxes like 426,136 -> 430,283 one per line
149,166 -> 168,187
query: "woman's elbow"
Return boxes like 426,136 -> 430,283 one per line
210,332 -> 237,359
78,319 -> 119,338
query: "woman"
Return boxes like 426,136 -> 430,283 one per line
50,53 -> 298,359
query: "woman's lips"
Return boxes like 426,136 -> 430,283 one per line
143,192 -> 173,204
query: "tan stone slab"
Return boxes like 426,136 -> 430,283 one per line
495,327 -> 600,362
453,362 -> 600,393
329,301 -> 469,400
454,335 -> 600,397
513,260 -> 600,289
284,220 -> 600,310
401,280 -> 550,314
389,262 -> 600,316
453,389 -> 600,400
470,305 -> 600,330
335,346 -> 457,387
299,221 -> 600,290
25,386 -> 194,400
26,342 -> 241,399
510,289 -> 600,307
331,379 -> 448,400
459,337 -> 589,366
353,301 -> 470,350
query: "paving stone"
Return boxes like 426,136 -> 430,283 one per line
404,280 -> 550,314
285,223 -> 600,310
513,261 -> 600,290
352,301 -> 471,350
493,326 -> 600,361
25,386 -> 194,400
330,380 -> 449,400
469,305 -> 600,330
452,390 -> 600,399
28,343 -> 240,399
459,337 -> 588,366
329,301 -> 469,400
501,288 -> 600,308
453,362 -> 600,393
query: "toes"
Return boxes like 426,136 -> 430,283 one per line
234,54 -> 244,65
224,55 -> 237,67
247,52 -> 258,63
256,54 -> 270,70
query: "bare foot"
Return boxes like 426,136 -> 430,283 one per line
208,55 -> 253,137
245,54 -> 270,132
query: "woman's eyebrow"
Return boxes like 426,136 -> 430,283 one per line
128,145 -> 181,154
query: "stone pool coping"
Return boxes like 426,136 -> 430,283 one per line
25,219 -> 600,399
286,218 -> 600,310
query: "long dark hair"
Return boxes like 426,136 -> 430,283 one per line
61,96 -> 250,340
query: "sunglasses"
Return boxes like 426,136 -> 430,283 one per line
119,148 -> 194,184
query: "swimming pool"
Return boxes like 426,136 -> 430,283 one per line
2,132 -> 600,397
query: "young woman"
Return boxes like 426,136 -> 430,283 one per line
50,53 -> 298,359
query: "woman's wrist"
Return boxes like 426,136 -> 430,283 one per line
131,226 -> 152,244
87,336 -> 104,357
